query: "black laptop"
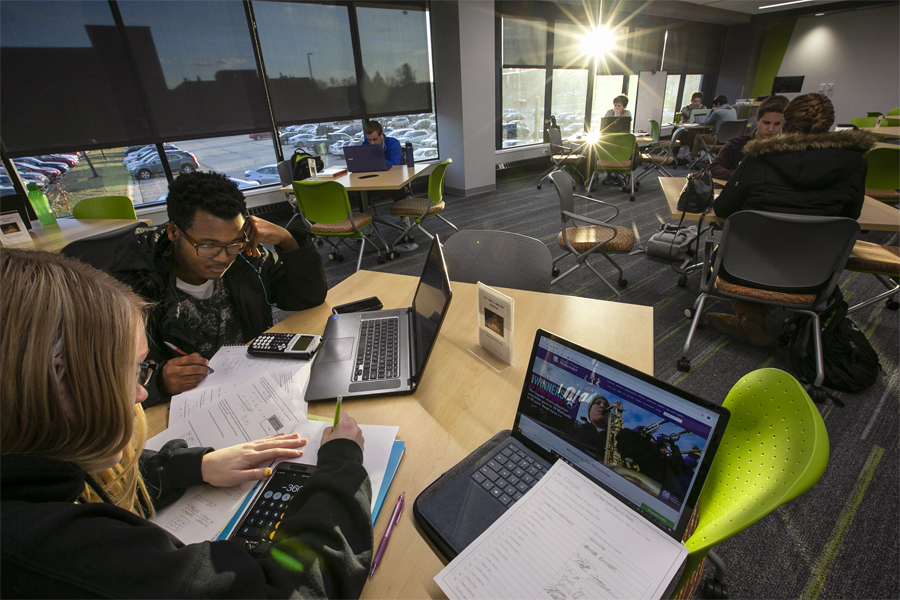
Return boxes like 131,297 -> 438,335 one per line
414,329 -> 730,559
343,144 -> 390,173
305,235 -> 452,401
599,116 -> 632,134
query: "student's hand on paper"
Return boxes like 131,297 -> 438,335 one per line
243,215 -> 299,257
322,413 -> 365,452
201,434 -> 308,487
160,354 -> 211,395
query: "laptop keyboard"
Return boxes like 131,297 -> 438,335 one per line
471,442 -> 549,507
353,317 -> 400,382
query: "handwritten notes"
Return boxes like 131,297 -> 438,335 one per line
434,461 -> 687,600
153,481 -> 256,545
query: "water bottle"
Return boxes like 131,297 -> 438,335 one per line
26,183 -> 57,226
405,142 -> 414,167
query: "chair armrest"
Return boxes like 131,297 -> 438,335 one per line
562,210 -> 616,231
573,193 -> 621,221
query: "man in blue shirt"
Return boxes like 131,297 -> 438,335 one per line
692,95 -> 738,157
362,121 -> 403,165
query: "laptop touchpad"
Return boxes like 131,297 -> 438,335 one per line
318,337 -> 355,363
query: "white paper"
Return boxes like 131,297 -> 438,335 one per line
200,346 -> 310,393
477,282 -> 515,364
152,480 -> 256,544
434,461 -> 688,600
0,212 -> 33,247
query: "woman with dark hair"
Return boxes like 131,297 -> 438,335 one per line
0,249 -> 372,598
707,93 -> 876,346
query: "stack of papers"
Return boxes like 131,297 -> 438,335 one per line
315,166 -> 348,179
147,345 -> 403,543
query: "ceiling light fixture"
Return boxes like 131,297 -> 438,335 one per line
759,0 -> 814,9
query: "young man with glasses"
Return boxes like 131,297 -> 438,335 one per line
110,171 -> 327,407
361,120 -> 403,165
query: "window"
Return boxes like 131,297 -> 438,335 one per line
551,69 -> 588,136
501,17 -> 547,146
662,74 -> 682,124
591,75 -> 625,127
680,75 -> 704,111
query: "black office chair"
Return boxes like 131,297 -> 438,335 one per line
678,211 -> 860,398
59,222 -> 147,274
691,119 -> 748,169
441,230 -> 553,293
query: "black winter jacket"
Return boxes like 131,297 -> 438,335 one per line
109,224 -> 327,406
0,439 -> 373,599
713,130 -> 876,220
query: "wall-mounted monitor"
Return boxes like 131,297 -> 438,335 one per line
771,76 -> 805,94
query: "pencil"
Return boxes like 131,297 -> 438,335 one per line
333,396 -> 342,428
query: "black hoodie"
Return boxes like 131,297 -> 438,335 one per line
713,130 -> 877,220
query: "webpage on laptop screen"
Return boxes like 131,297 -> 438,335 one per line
516,337 -> 721,533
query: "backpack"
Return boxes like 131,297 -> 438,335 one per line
646,223 -> 698,262
789,288 -> 881,397
290,151 -> 324,181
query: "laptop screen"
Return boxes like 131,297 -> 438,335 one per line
599,116 -> 632,134
410,236 -> 452,378
512,330 -> 728,538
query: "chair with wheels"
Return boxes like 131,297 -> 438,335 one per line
59,222 -> 147,274
672,368 -> 830,600
845,241 -> 900,314
548,170 -> 634,298
292,179 -> 388,273
638,126 -> 687,182
537,128 -> 585,190
388,159 -> 457,258
586,133 -> 639,201
71,196 -> 137,220
678,211 -> 860,400
864,146 -> 900,204
690,119 -> 747,169
441,230 -> 553,293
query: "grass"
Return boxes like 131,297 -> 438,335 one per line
46,149 -> 131,217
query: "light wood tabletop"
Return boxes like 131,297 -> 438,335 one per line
9,218 -> 149,253
279,163 -> 436,194
146,270 -> 654,599
657,176 -> 900,232
861,126 -> 900,139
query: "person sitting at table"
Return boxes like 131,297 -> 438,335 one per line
362,120 -> 403,166
679,91 -> 706,124
691,95 -> 738,158
109,171 -> 327,407
709,95 -> 788,181
604,94 -> 632,118
0,248 -> 373,599
707,93 -> 876,346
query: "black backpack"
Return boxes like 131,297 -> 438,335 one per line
789,288 -> 881,399
289,151 -> 324,181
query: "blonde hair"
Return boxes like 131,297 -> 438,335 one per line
1,249 -> 155,516
783,93 -> 835,134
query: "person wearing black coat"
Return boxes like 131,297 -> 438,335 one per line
0,249 -> 372,599
708,93 -> 876,346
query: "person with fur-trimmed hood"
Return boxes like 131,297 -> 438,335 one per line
707,93 -> 876,347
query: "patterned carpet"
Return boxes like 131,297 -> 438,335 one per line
278,162 -> 900,599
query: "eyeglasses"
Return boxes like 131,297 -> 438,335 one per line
138,360 -> 157,387
174,224 -> 249,258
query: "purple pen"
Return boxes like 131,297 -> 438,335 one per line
369,492 -> 405,578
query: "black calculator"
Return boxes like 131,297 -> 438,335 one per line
248,333 -> 322,359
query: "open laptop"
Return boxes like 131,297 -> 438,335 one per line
599,116 -> 632,134
343,144 -> 390,173
305,235 -> 452,401
691,109 -> 711,124
414,329 -> 730,559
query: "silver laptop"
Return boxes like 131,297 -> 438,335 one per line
305,235 -> 452,402
691,109 -> 711,124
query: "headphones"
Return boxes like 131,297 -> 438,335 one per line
240,252 -> 274,307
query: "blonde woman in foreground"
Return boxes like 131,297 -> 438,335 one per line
0,249 -> 372,599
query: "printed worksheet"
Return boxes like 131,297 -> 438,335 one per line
434,461 -> 687,600
152,480 -> 256,545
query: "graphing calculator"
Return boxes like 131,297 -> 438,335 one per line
228,462 -> 316,555
248,333 -> 322,359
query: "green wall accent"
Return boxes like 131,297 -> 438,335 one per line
751,19 -> 797,99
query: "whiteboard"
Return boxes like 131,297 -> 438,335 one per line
633,70 -> 667,135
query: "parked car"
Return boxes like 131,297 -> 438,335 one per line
329,140 -> 357,155
389,128 -> 413,140
419,134 -> 438,148
249,132 -> 273,141
124,143 -> 177,159
16,156 -> 69,174
389,116 -> 411,128
243,164 -> 281,185
123,145 -> 178,165
337,124 -> 362,136
128,151 -> 198,180
413,119 -> 432,130
12,161 -> 61,181
397,130 -> 430,145
289,133 -> 316,147
40,154 -> 78,167
413,148 -> 438,160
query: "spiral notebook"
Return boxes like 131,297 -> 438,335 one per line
414,329 -> 730,565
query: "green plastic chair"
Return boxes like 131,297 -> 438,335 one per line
587,133 -> 639,201
849,116 -> 881,129
673,368 -> 829,598
388,159 -> 457,258
292,179 -> 387,272
867,111 -> 884,118
888,107 -> 900,116
864,146 -> 900,204
71,196 -> 137,220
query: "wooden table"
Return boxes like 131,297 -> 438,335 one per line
11,218 -> 148,253
279,163 -> 435,197
658,176 -> 900,232
861,126 -> 900,139
146,270 -> 654,599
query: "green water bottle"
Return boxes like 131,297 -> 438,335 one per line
26,183 -> 57,226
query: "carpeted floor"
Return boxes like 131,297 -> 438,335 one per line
278,161 -> 899,599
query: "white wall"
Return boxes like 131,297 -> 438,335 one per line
777,4 -> 900,124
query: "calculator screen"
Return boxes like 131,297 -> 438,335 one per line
290,335 -> 315,351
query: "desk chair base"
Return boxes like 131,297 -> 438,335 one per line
847,274 -> 900,313
537,165 -> 579,191
387,215 -> 458,259
586,172 -> 638,201
551,252 -> 628,298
